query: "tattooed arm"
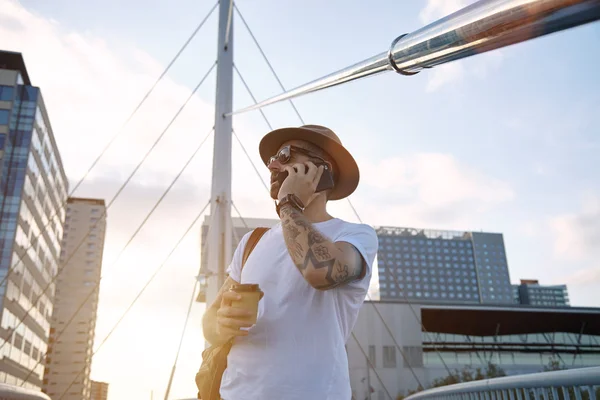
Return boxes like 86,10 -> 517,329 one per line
279,204 -> 366,290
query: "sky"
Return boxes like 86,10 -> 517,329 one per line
1,0 -> 599,398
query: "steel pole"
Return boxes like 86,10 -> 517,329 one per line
206,0 -> 234,307
229,0 -> 600,115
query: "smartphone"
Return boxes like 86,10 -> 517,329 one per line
315,164 -> 334,192
275,163 -> 334,193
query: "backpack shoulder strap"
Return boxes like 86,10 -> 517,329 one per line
241,227 -> 269,270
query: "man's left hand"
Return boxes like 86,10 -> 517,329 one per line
278,162 -> 324,205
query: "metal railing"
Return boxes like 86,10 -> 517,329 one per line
230,0 -> 600,115
405,367 -> 600,400
0,383 -> 51,400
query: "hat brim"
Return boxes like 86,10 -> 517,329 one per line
259,127 -> 359,200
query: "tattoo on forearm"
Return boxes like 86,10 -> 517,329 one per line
314,245 -> 331,260
292,242 -> 304,262
287,225 -> 301,240
279,205 -> 361,288
308,230 -> 326,245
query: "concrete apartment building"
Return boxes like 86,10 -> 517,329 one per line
0,50 -> 69,389
43,198 -> 106,400
90,380 -> 108,400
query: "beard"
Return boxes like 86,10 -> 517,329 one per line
269,174 -> 280,199
270,171 -> 287,200
270,183 -> 279,200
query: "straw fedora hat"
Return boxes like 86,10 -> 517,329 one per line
259,125 -> 360,200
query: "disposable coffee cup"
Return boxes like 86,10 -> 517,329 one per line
230,284 -> 263,325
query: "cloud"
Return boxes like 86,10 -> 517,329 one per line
561,266 -> 600,287
426,62 -> 464,93
0,1 -> 238,398
419,0 -> 471,25
357,153 -> 515,228
518,221 -> 539,238
418,0 -> 504,92
550,194 -> 600,260
0,0 -> 217,185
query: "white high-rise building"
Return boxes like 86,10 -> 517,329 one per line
43,198 -> 106,400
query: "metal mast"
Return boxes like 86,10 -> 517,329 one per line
206,0 -> 234,307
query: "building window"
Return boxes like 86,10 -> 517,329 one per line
0,85 -> 14,101
368,345 -> 376,367
383,346 -> 396,368
0,109 -> 10,125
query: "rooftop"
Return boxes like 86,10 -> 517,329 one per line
0,50 -> 31,85
376,226 -> 476,241
67,197 -> 106,206
366,301 -> 600,335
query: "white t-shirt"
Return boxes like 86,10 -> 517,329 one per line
220,218 -> 378,400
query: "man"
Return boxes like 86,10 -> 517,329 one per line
202,125 -> 378,400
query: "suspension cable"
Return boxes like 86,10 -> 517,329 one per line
350,332 -> 394,400
230,205 -> 396,399
231,129 -> 269,193
229,73 -> 424,386
19,128 -> 214,386
234,3 -> 305,125
346,208 -> 453,375
0,62 -> 216,352
377,252 -> 454,374
56,200 -> 212,400
163,277 -> 199,400
233,64 -> 272,131
233,9 -> 454,383
163,207 -> 219,400
0,2 -> 218,293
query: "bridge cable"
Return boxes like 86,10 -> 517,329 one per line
230,206 -> 393,400
56,199 -> 212,400
0,2 -> 218,294
19,127 -> 215,386
233,62 -> 428,387
1,62 -> 216,354
234,7 -> 455,378
163,207 -> 220,400
233,3 -> 305,125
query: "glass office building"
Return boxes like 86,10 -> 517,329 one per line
376,226 -> 513,305
513,279 -> 570,307
0,51 -> 69,388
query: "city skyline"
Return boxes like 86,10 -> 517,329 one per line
0,0 -> 598,399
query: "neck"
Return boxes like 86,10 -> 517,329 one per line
302,195 -> 333,223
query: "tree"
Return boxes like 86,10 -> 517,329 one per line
396,363 -> 506,400
543,356 -> 566,372
430,362 -> 506,388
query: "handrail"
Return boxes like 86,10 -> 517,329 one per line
0,383 -> 51,400
229,0 -> 600,116
405,366 -> 600,400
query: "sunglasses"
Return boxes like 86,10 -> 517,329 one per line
269,145 -> 327,166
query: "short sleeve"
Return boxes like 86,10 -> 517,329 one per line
335,223 -> 379,291
225,231 -> 252,282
